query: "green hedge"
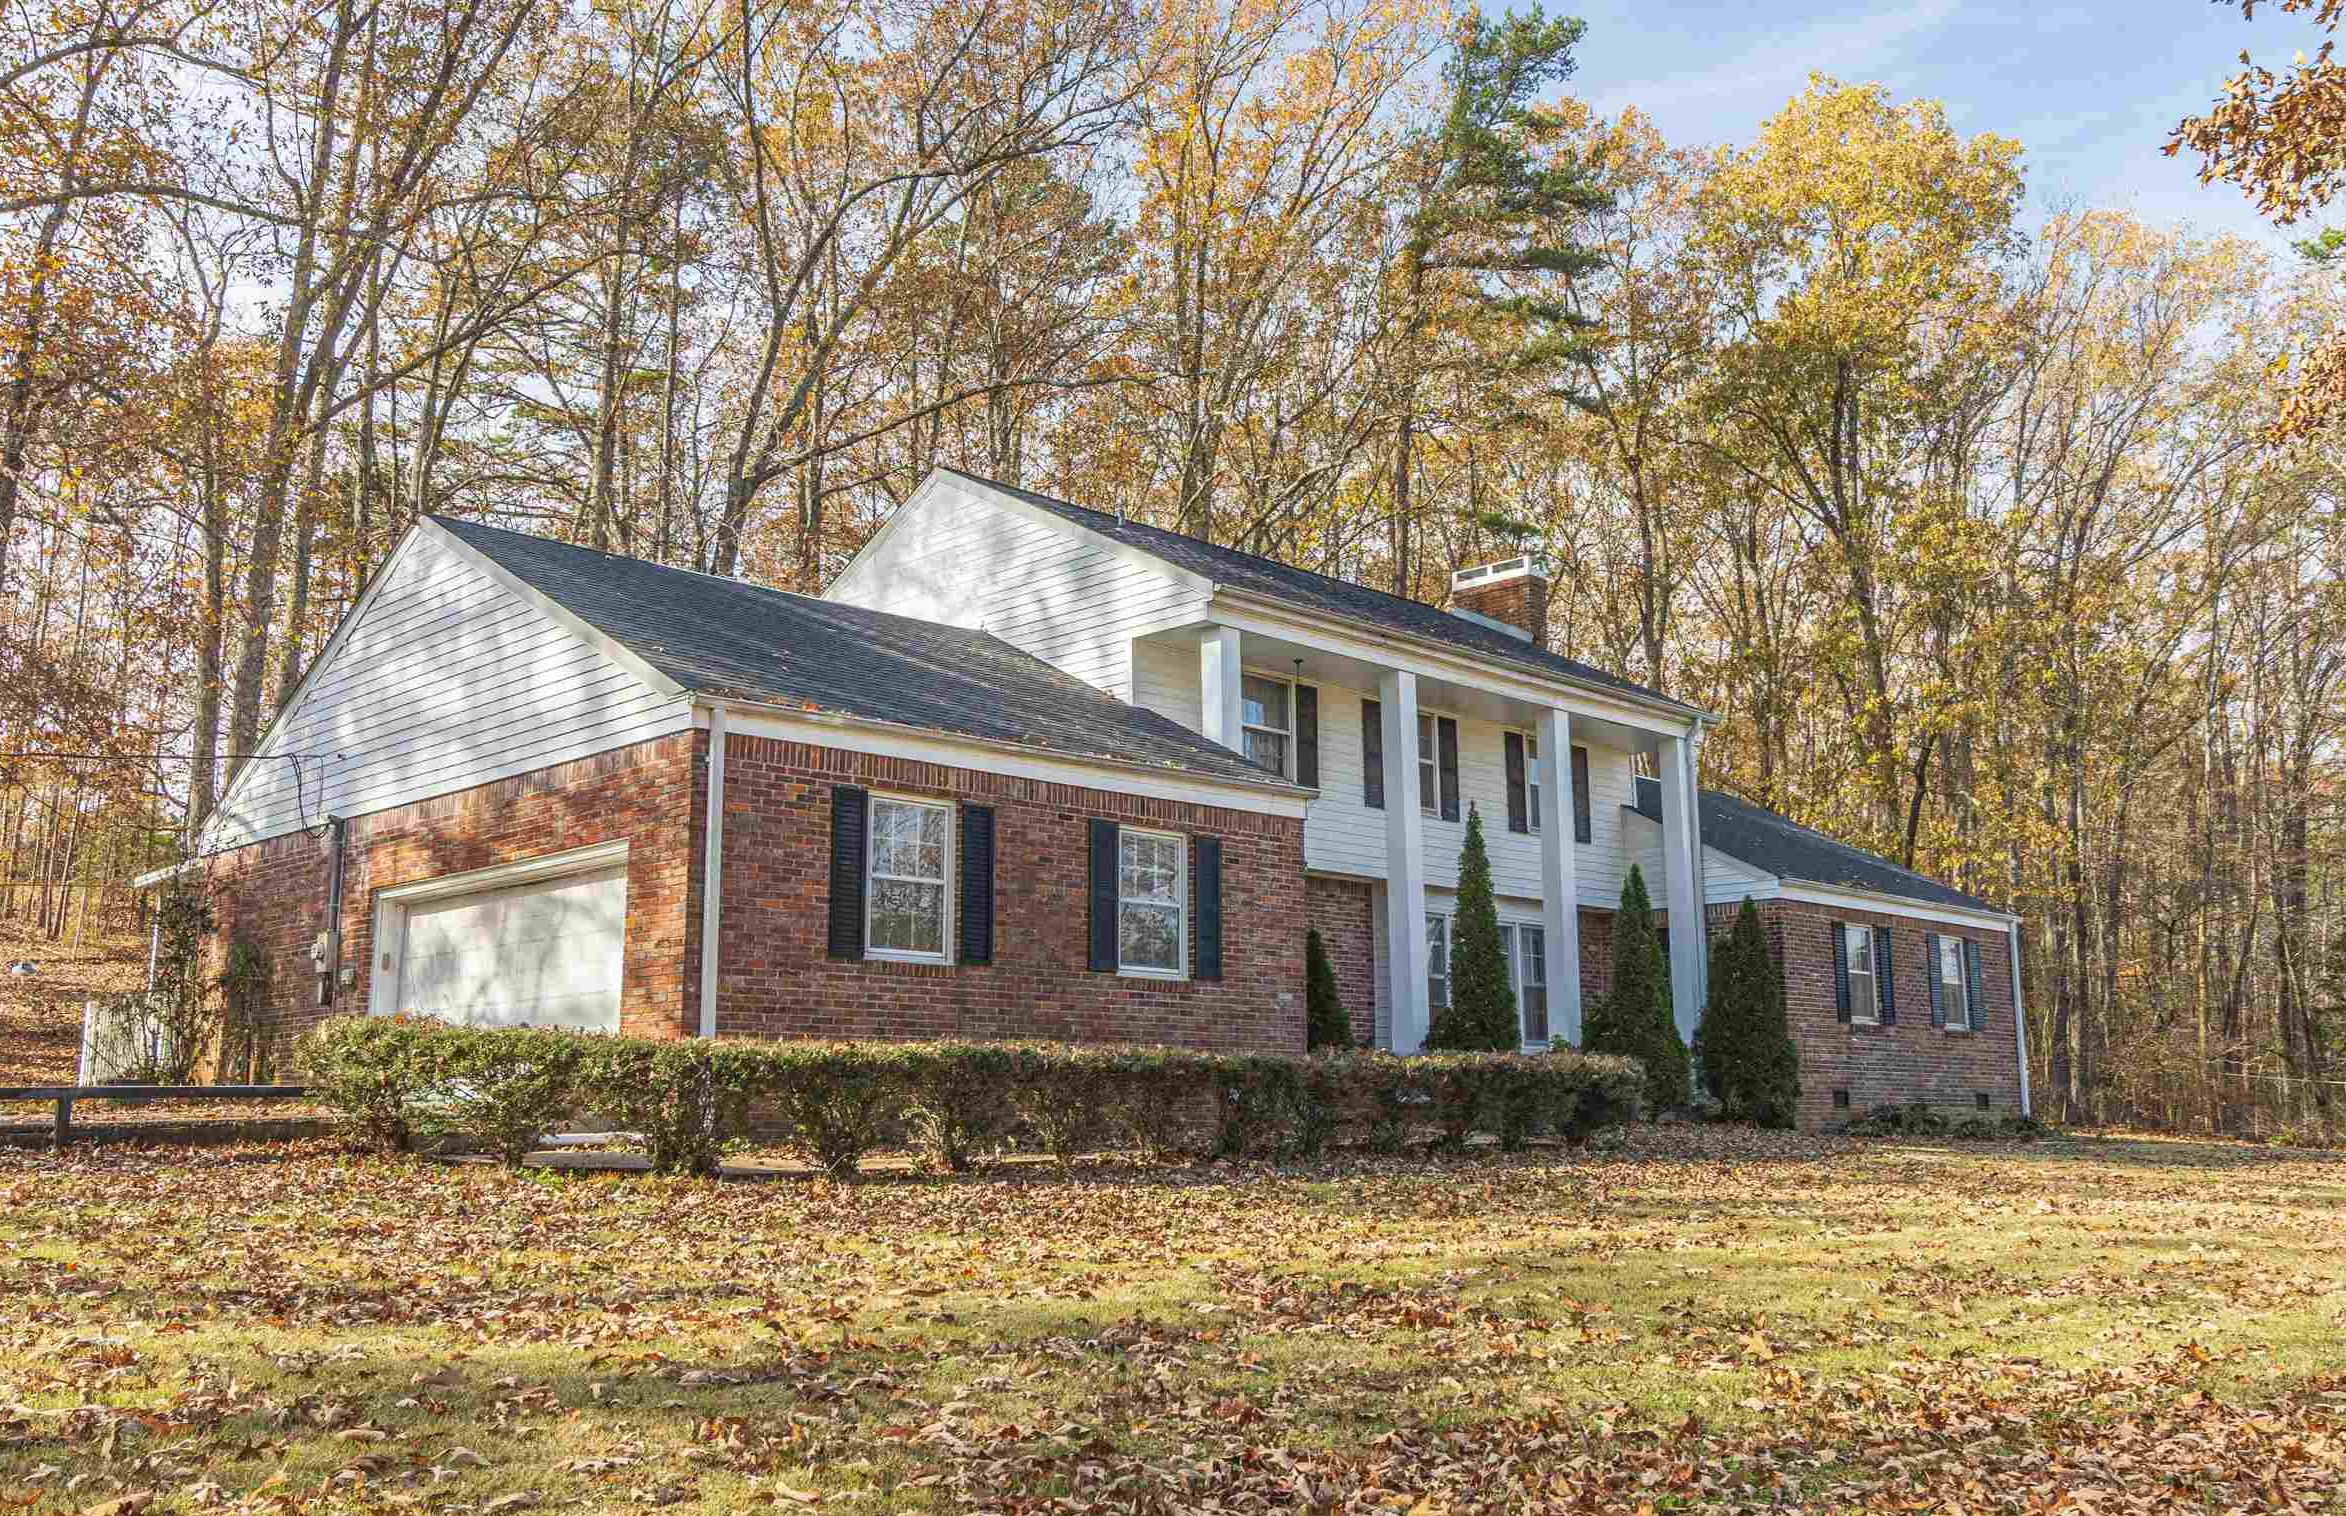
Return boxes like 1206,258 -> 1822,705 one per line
296,1016 -> 1644,1176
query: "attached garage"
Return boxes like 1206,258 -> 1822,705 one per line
369,843 -> 629,1032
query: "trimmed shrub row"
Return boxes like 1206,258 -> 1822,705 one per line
297,1016 -> 1645,1177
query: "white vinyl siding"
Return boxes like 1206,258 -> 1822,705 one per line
825,479 -> 1210,702
204,527 -> 687,851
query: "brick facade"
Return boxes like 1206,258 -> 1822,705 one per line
1701,898 -> 2021,1130
702,736 -> 1305,1049
204,730 -> 1308,1061
205,735 -> 700,1068
1304,876 -> 1375,1046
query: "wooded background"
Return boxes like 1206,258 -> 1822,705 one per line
2,0 -> 2340,1131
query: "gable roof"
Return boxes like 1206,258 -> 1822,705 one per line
430,517 -> 1303,795
1632,778 -> 2002,916
936,468 -> 1698,715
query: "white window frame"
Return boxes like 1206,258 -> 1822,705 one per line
1502,921 -> 1549,1047
1418,711 -> 1439,816
1939,934 -> 1970,1031
1844,923 -> 1879,1024
865,794 -> 954,964
1117,826 -> 1188,980
1425,912 -> 1453,1009
1239,669 -> 1294,779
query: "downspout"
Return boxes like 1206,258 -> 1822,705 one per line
2008,919 -> 2031,1117
698,704 -> 727,1037
1686,717 -> 1709,1013
322,815 -> 346,1003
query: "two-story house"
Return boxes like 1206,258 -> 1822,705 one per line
179,467 -> 2029,1127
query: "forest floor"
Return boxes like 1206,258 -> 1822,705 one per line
3,1129 -> 2343,1513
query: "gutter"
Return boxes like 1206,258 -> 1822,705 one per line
691,694 -> 1315,808
1211,586 -> 1718,727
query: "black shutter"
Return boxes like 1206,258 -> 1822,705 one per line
1361,699 -> 1384,808
1963,938 -> 1985,1030
1875,925 -> 1896,1025
1571,746 -> 1592,844
1926,932 -> 1947,1027
957,804 -> 995,965
1087,818 -> 1120,972
1294,686 -> 1319,789
1831,921 -> 1851,1022
1193,836 -> 1223,981
1503,732 -> 1529,834
827,786 -> 868,960
1437,716 -> 1460,822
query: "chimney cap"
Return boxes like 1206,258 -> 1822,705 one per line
1451,552 -> 1552,590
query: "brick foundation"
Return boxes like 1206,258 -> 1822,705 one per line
703,736 -> 1306,1049
1304,876 -> 1375,1046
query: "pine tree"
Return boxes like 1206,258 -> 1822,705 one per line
1693,897 -> 1801,1126
1305,927 -> 1352,1049
1428,803 -> 1519,1051
1583,864 -> 1693,1111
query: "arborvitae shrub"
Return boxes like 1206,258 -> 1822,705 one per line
1305,928 -> 1351,1049
1692,897 -> 1801,1127
1581,864 -> 1693,1112
1427,804 -> 1519,1051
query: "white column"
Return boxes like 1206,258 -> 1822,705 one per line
1536,707 -> 1581,1046
1657,732 -> 1703,1046
1379,669 -> 1430,1054
1200,625 -> 1244,754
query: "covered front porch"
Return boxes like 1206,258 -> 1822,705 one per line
1131,608 -> 1711,1054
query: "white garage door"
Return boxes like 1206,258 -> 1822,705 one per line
393,864 -> 627,1032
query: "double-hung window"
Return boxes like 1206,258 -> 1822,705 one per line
867,797 -> 951,960
1418,712 -> 1439,815
1496,924 -> 1551,1046
1938,934 -> 1970,1031
1117,828 -> 1186,976
1843,922 -> 1878,1023
1425,913 -> 1450,1008
1240,674 -> 1291,777
1525,734 -> 1542,831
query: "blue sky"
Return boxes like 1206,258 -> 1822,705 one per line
1564,0 -> 2338,253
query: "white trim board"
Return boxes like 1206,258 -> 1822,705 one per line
701,702 -> 1312,818
1771,880 -> 2019,932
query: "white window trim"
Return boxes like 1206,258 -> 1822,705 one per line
1845,923 -> 1880,1026
1939,934 -> 1971,1032
1117,825 -> 1188,980
369,840 -> 632,1017
1239,667 -> 1295,780
1504,919 -> 1550,1049
864,793 -> 954,965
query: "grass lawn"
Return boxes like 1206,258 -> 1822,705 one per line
2,1128 -> 2343,1513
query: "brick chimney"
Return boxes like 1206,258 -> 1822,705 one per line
1450,553 -> 1552,649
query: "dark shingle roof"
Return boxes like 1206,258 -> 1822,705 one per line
1631,778 -> 2002,915
432,516 -> 1300,794
945,468 -> 1694,712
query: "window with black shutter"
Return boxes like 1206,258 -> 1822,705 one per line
1963,938 -> 1986,1031
827,786 -> 868,959
1361,698 -> 1384,808
1874,925 -> 1896,1024
957,804 -> 995,965
1831,919 -> 1852,1022
1570,746 -> 1592,844
1436,716 -> 1460,822
1503,732 -> 1529,834
1193,836 -> 1223,981
1294,686 -> 1319,789
1086,819 -> 1119,972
